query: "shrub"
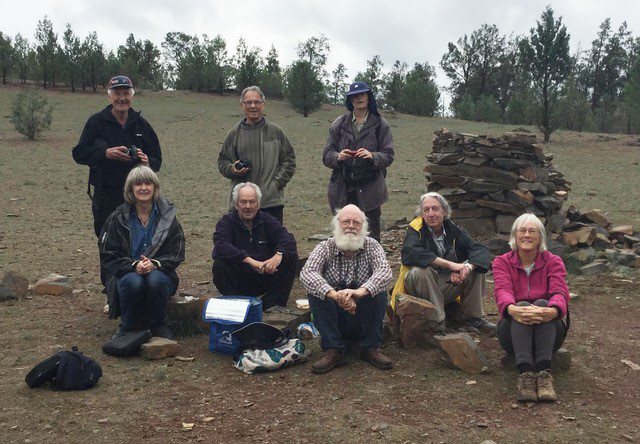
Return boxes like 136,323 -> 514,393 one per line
10,87 -> 53,140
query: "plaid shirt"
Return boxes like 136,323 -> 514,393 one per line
300,237 -> 392,299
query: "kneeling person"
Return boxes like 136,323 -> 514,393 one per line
393,192 -> 495,333
300,204 -> 393,374
212,182 -> 298,310
100,166 -> 185,340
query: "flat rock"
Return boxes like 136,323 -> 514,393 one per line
430,174 -> 466,188
612,251 -> 638,267
569,247 -> 596,264
263,305 -> 311,331
575,227 -> 597,246
517,182 -> 548,195
505,189 -> 534,208
609,225 -> 634,237
501,348 -> 571,371
450,207 -> 495,219
33,274 -> 72,295
392,293 -> 439,349
546,213 -> 565,234
496,215 -> 517,234
547,239 -> 568,257
435,333 -> 490,374
463,180 -> 508,194
1,272 -> 29,298
477,199 -> 520,215
580,262 -> 609,276
140,337 -> 179,360
484,237 -> 511,256
592,233 -> 614,250
582,210 -> 611,228
453,217 -> 496,237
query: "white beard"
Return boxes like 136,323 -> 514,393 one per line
333,226 -> 366,251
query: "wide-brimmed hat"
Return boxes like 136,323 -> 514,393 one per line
108,75 -> 133,89
345,81 -> 380,116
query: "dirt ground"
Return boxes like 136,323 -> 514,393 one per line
1,86 -> 640,443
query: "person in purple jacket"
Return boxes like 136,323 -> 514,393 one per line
493,213 -> 570,403
211,182 -> 298,310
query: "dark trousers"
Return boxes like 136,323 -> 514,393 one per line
309,291 -> 388,351
117,270 -> 175,330
346,191 -> 381,241
92,187 -> 124,237
498,299 -> 566,370
211,253 -> 297,310
261,205 -> 284,225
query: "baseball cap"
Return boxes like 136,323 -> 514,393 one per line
108,75 -> 133,89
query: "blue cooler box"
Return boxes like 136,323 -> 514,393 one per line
202,296 -> 262,355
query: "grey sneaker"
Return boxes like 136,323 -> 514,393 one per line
537,370 -> 557,402
464,317 -> 497,333
516,371 -> 538,402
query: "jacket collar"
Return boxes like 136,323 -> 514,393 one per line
231,209 -> 266,230
100,105 -> 140,126
507,250 -> 547,270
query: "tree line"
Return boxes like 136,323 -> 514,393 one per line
1,8 -> 640,139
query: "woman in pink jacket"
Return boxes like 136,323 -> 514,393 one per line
493,213 -> 569,403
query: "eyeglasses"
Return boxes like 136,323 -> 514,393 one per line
238,199 -> 258,206
242,100 -> 264,106
517,228 -> 539,235
339,219 -> 362,228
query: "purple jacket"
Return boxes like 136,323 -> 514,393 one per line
212,210 -> 297,264
492,250 -> 570,319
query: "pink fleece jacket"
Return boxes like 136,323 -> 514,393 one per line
492,250 -> 570,319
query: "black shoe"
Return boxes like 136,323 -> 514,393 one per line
464,317 -> 497,333
436,320 -> 448,335
152,323 -> 176,341
112,325 -> 128,339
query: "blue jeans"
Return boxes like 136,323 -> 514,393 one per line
309,291 -> 387,351
117,270 -> 175,330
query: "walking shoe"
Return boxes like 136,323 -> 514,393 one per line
152,322 -> 176,341
361,348 -> 393,370
464,317 -> 497,333
536,370 -> 557,402
311,349 -> 346,374
436,320 -> 448,335
111,325 -> 128,339
516,371 -> 538,402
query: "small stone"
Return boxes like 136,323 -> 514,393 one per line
140,337 -> 179,360
0,272 -> 29,299
435,333 -> 490,374
32,274 -> 72,295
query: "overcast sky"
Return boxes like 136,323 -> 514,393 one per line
2,0 -> 639,93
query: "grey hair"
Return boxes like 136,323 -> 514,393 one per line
509,213 -> 547,251
417,192 -> 452,219
331,205 -> 370,236
231,182 -> 262,206
108,88 -> 135,97
123,166 -> 160,204
240,86 -> 265,102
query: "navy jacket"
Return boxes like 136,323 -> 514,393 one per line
72,105 -> 162,190
212,210 -> 297,264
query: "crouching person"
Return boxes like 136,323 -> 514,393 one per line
300,204 -> 392,374
100,166 -> 185,340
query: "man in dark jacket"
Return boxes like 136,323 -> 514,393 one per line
211,182 -> 298,310
323,81 -> 394,241
393,192 -> 496,333
72,75 -> 162,236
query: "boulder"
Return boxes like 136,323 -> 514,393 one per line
392,293 -> 439,349
505,189 -> 534,208
32,274 -> 72,296
140,337 -> 179,360
611,251 -> 638,267
560,231 -> 579,247
547,239 -> 568,257
435,333 -> 490,374
592,233 -> 614,250
0,271 -> 29,301
546,213 -> 565,234
569,247 -> 596,264
582,210 -> 611,228
575,227 -> 597,246
580,262 -> 609,276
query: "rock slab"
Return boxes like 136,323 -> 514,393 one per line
140,337 -> 179,360
435,333 -> 490,374
33,274 -> 72,295
392,293 -> 439,349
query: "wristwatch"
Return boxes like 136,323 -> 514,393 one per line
276,251 -> 283,256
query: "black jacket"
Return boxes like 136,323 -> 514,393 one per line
99,197 -> 185,319
401,218 -> 492,273
72,105 -> 162,190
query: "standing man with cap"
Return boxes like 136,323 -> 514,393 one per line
73,75 -> 162,237
218,86 -> 296,224
322,81 -> 394,241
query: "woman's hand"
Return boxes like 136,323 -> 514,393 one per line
353,148 -> 373,159
508,304 -> 558,325
338,149 -> 354,161
136,255 -> 156,275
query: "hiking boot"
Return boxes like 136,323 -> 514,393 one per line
464,317 -> 497,333
516,371 -> 538,402
361,348 -> 393,370
311,349 -> 346,374
536,370 -> 557,402
152,322 -> 176,341
111,325 -> 128,339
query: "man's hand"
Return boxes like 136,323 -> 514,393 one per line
106,146 -> 131,162
243,257 -> 265,274
137,149 -> 149,166
232,161 -> 250,176
353,148 -> 373,159
135,255 -> 155,275
450,272 -> 463,285
326,290 -> 357,314
261,253 -> 282,275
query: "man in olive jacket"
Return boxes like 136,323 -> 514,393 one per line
218,86 -> 296,224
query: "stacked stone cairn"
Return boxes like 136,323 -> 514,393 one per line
425,128 -> 571,237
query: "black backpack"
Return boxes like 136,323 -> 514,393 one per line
25,346 -> 102,390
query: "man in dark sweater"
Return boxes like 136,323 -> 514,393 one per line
72,75 -> 162,237
211,182 -> 298,310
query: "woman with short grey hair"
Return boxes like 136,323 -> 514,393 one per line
493,213 -> 570,403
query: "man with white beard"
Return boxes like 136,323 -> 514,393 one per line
300,204 -> 393,374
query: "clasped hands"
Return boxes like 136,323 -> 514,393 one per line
327,287 -> 369,315
337,147 -> 373,161
135,255 -> 156,275
245,254 -> 282,275
448,262 -> 472,285
507,304 -> 558,325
